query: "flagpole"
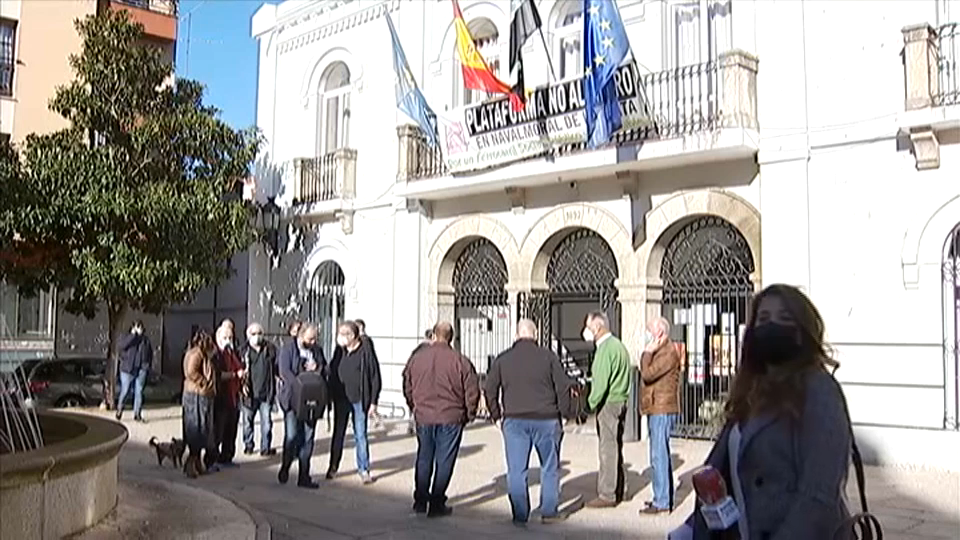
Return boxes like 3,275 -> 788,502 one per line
537,28 -> 557,83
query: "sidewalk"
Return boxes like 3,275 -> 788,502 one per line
75,474 -> 257,540
89,406 -> 959,540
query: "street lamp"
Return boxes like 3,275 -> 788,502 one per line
252,196 -> 281,255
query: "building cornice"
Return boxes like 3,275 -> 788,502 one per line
277,0 -> 401,55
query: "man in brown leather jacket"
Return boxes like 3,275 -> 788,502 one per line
403,322 -> 479,518
639,316 -> 681,515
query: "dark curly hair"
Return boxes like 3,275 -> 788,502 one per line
188,329 -> 214,353
725,284 -> 839,423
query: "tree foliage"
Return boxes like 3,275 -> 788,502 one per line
0,11 -> 261,404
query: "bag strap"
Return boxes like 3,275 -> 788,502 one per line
830,365 -> 869,515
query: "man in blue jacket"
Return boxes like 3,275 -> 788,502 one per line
116,320 -> 152,422
277,323 -> 326,489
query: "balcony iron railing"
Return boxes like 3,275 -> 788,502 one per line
400,50 -> 757,180
113,0 -> 178,17
938,22 -> 959,106
293,148 -> 357,205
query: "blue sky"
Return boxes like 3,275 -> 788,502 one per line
175,0 -> 275,130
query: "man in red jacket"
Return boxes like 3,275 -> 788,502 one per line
403,322 -> 479,518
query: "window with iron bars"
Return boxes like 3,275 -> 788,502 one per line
1,18 -> 16,97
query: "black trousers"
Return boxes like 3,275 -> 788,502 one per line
207,400 -> 240,466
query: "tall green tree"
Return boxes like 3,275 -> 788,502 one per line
0,10 -> 261,408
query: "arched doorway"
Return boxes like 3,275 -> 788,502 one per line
943,224 -> 960,430
521,228 -> 620,394
307,260 -> 345,359
452,238 -> 511,374
660,215 -> 755,439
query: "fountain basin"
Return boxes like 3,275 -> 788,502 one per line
0,410 -> 128,539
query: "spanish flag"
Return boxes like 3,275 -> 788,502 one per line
452,0 -> 523,111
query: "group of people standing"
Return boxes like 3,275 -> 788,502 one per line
164,282 -> 860,538
175,317 -> 382,485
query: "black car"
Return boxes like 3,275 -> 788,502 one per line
16,357 -> 182,408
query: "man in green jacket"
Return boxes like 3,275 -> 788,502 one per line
582,310 -> 632,508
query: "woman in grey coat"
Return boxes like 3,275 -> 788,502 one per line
672,284 -> 855,540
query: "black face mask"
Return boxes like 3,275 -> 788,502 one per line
745,323 -> 803,367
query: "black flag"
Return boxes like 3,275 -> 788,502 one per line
509,0 -> 542,109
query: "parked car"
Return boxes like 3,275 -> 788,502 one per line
18,357 -> 182,408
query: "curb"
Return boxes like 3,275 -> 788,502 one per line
122,472 -> 270,540
228,497 -> 272,540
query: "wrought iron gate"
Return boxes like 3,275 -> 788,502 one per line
453,238 -> 511,374
943,224 -> 959,430
519,229 -> 620,391
661,216 -> 755,439
307,260 -> 345,360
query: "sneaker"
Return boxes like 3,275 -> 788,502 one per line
260,448 -> 277,457
114,410 -> 123,421
324,469 -> 337,480
134,415 -> 147,424
427,505 -> 453,518
412,503 -> 427,516
585,497 -> 618,509
278,467 -> 290,485
359,471 -> 373,484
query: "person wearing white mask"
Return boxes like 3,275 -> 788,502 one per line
240,323 -> 278,456
581,311 -> 632,509
208,325 -> 245,469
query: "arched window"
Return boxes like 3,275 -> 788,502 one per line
317,62 -> 351,155
454,18 -> 499,107
555,3 -> 582,80
944,224 -> 960,430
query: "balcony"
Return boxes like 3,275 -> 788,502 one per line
396,50 -> 759,200
288,148 -> 357,234
107,0 -> 178,42
899,22 -> 960,170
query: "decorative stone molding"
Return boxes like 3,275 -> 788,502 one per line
278,0 -> 400,55
638,189 -> 762,283
518,203 -> 637,289
718,50 -> 759,130
299,237 -> 358,294
900,194 -> 960,288
428,216 -> 521,293
396,124 -> 419,183
909,127 -> 941,170
901,24 -> 940,111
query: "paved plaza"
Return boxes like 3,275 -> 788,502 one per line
77,406 -> 959,540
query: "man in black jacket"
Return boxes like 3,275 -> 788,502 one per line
485,319 -> 575,526
116,320 -> 152,422
277,323 -> 326,489
241,323 -> 278,456
326,320 -> 381,484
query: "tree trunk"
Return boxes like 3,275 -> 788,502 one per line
104,300 -> 128,411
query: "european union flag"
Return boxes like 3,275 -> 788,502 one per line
583,0 -> 631,149
386,13 -> 438,148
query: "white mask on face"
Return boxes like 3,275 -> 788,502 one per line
336,335 -> 349,348
582,328 -> 595,342
644,330 -> 654,344
249,335 -> 262,347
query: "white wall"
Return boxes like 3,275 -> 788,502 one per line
251,0 -> 960,466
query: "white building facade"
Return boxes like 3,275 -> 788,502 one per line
249,0 -> 960,470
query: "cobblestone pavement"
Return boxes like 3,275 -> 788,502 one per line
78,406 -> 960,540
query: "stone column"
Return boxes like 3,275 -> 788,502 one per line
719,50 -> 759,129
396,124 -> 419,183
436,286 -> 456,327
617,279 -> 648,442
902,24 -> 940,111
334,148 -> 358,198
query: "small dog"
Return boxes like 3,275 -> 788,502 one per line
149,436 -> 186,468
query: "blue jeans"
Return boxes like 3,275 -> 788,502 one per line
282,410 -> 317,480
648,414 -> 676,510
414,424 -> 464,509
329,399 -> 370,474
242,399 -> 273,453
502,418 -> 563,522
118,369 -> 148,417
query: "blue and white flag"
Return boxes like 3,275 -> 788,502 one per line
386,12 -> 438,147
583,0 -> 631,148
